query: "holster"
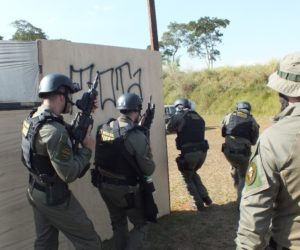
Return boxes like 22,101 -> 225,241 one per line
125,192 -> 136,209
45,182 -> 70,206
176,155 -> 189,171
30,174 -> 70,206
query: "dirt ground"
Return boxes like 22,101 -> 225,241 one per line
103,116 -> 272,250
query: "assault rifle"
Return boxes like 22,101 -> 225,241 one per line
140,95 -> 155,132
71,71 -> 100,151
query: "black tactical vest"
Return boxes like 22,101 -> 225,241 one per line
21,109 -> 65,180
176,111 -> 205,149
225,111 -> 253,141
94,119 -> 139,184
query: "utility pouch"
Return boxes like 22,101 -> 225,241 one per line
45,182 -> 69,206
175,137 -> 182,150
125,192 -> 136,209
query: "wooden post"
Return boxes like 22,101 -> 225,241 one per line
147,0 -> 159,51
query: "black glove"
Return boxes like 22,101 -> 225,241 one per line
78,163 -> 90,178
90,168 -> 100,187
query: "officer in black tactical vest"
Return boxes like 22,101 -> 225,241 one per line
92,93 -> 156,250
221,101 -> 259,204
21,73 -> 102,249
166,98 -> 212,211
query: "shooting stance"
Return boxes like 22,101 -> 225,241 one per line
91,93 -> 157,250
21,73 -> 102,249
166,98 -> 212,211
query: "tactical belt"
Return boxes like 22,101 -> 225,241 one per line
229,148 -> 250,156
181,142 -> 208,154
269,237 -> 290,250
222,143 -> 250,156
101,175 -> 137,186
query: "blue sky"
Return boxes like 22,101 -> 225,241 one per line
1,0 -> 300,70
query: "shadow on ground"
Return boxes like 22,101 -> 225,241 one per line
102,201 -> 239,250
205,126 -> 217,131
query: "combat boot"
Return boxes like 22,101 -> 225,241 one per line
202,196 -> 212,207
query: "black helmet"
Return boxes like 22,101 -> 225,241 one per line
38,73 -> 79,98
116,93 -> 142,111
236,101 -> 251,112
174,98 -> 191,109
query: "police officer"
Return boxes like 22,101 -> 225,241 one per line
21,73 -> 102,249
93,93 -> 156,250
166,98 -> 212,211
236,52 -> 300,249
221,101 -> 259,204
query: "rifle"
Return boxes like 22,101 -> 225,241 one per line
71,71 -> 100,151
140,95 -> 155,132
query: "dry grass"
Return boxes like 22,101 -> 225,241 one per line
104,115 -> 273,250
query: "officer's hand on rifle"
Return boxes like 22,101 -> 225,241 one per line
92,95 -> 99,113
139,96 -> 155,130
82,125 -> 95,151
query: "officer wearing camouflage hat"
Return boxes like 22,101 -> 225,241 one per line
236,52 -> 300,249
221,101 -> 259,204
21,73 -> 102,249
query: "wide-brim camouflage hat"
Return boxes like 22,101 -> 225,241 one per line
267,52 -> 300,97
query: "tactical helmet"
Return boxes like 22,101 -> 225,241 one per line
38,73 -> 78,98
174,98 -> 191,109
236,101 -> 251,112
116,93 -> 142,111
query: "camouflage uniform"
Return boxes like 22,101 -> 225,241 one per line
23,105 -> 102,250
221,110 -> 259,203
97,115 -> 155,250
167,109 -> 211,210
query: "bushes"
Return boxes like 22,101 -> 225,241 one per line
163,61 -> 280,116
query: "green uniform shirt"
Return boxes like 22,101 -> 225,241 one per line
236,103 -> 300,249
33,104 -> 92,183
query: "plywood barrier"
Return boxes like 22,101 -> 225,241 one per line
0,40 -> 169,249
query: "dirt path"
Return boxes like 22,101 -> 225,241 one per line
103,116 -> 272,249
144,116 -> 272,250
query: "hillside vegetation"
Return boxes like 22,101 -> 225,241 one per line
163,61 -> 281,116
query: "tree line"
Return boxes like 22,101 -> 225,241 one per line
159,17 -> 230,69
1,17 -> 230,69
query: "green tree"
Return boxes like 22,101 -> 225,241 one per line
0,35 -> 3,40
11,20 -> 47,41
185,17 -> 230,69
159,22 -> 187,64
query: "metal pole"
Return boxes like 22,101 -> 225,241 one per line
147,0 -> 159,51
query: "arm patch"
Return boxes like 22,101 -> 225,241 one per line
54,134 -> 72,162
243,143 -> 270,198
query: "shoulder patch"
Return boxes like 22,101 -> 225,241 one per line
54,134 -> 72,162
243,150 -> 270,197
245,161 -> 257,185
